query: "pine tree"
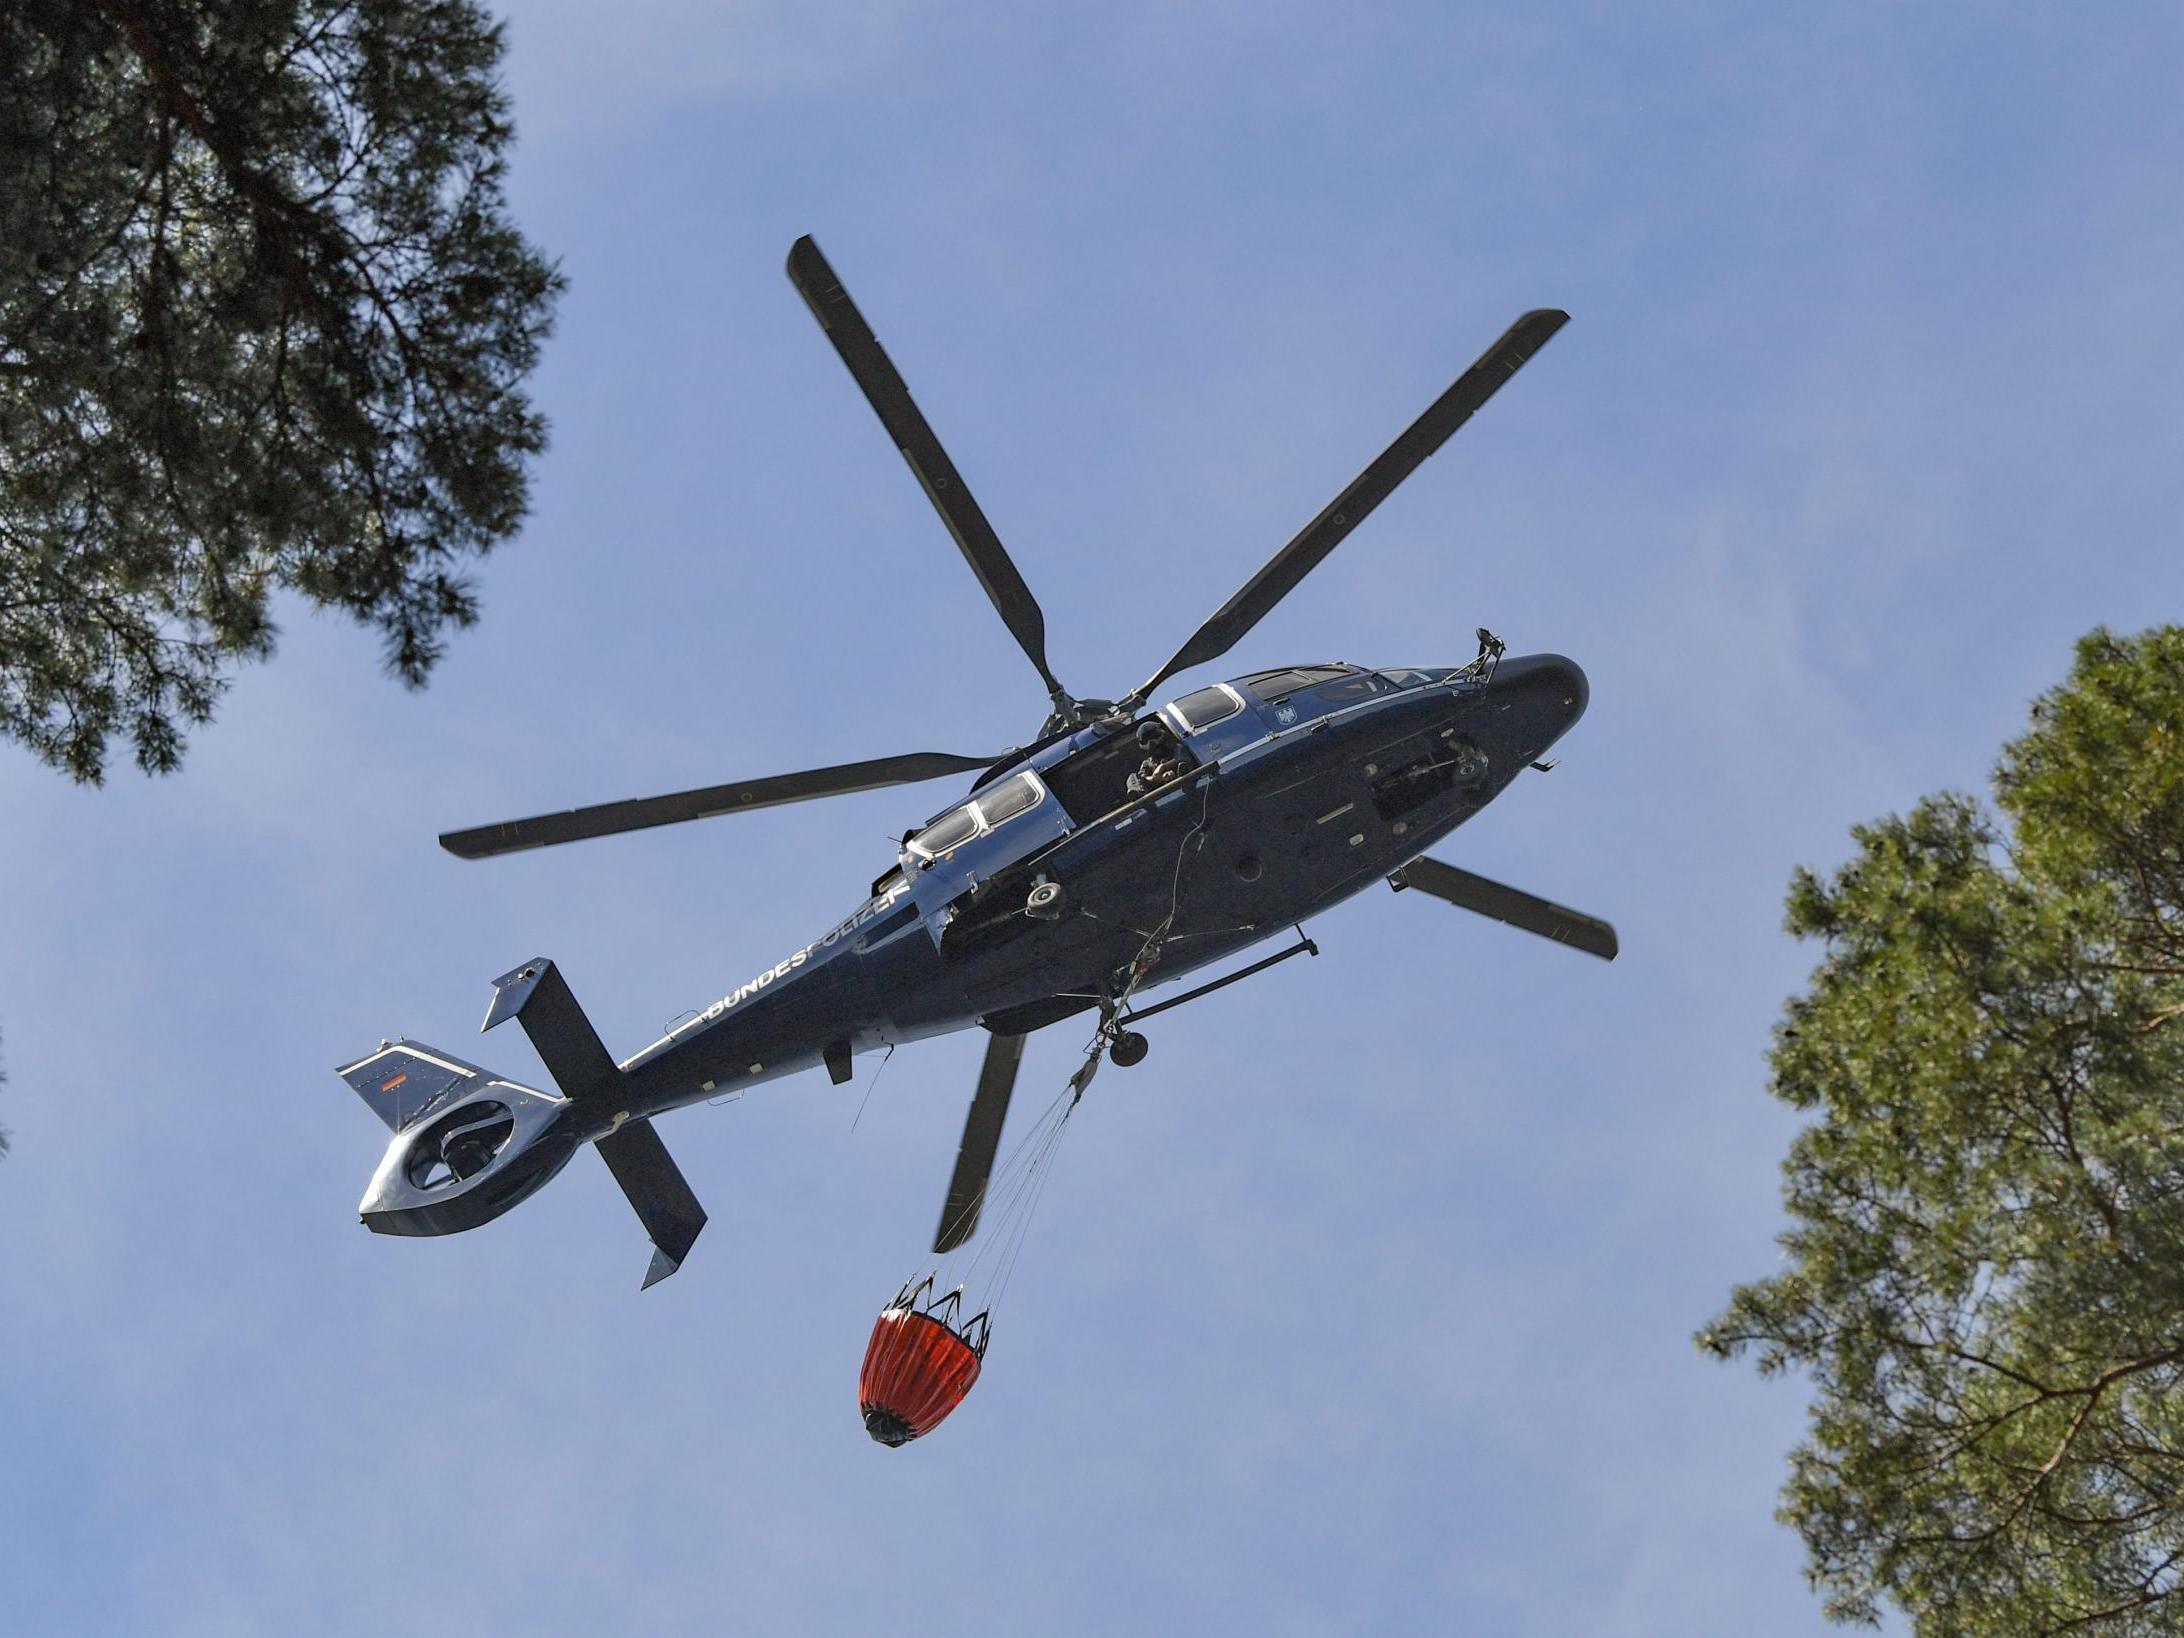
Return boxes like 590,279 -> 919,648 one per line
1704,627 -> 2184,1632
1,0 -> 562,779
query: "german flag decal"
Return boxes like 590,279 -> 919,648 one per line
380,1073 -> 409,1093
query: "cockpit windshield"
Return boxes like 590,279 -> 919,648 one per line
906,772 -> 1046,863
911,805 -> 978,859
1239,665 -> 1350,700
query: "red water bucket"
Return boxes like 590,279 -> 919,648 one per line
858,1279 -> 988,1446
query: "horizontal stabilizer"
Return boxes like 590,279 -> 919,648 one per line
597,1118 -> 708,1289
482,958 -> 618,1100
336,1041 -> 517,1132
1392,856 -> 1619,960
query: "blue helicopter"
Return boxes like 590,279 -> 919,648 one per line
336,236 -> 1616,1288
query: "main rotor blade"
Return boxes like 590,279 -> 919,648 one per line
1392,855 -> 1618,960
1129,309 -> 1569,705
934,1030 -> 1029,1254
787,235 -> 1070,709
439,751 -> 1000,860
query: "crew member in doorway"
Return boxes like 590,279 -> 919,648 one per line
1127,718 -> 1185,797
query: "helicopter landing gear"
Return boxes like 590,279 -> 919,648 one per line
1109,1030 -> 1149,1068
1025,880 -> 1066,921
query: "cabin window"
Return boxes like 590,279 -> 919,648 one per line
973,772 -> 1042,827
1169,684 -> 1243,733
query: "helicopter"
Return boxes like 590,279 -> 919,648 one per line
335,235 -> 1617,1289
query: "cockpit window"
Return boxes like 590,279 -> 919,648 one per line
1169,684 -> 1243,733
973,771 -> 1041,827
909,805 -> 978,859
1378,667 -> 1439,688
1241,665 -> 1350,700
907,773 -> 1046,862
1315,674 -> 1385,703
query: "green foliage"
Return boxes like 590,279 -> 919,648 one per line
0,0 -> 562,780
1704,628 -> 2184,1633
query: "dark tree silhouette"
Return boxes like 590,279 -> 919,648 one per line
2,0 -> 562,780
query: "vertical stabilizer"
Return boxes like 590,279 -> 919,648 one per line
597,1117 -> 709,1288
482,958 -> 618,1098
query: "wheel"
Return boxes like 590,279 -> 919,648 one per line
1110,1030 -> 1149,1068
1025,880 -> 1066,921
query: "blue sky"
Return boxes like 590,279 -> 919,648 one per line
3,4 -> 2179,1633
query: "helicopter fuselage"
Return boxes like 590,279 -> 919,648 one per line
349,651 -> 1588,1242
609,650 -> 1588,1121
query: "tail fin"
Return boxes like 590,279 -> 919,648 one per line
334,956 -> 609,1139
337,1041 -> 511,1131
